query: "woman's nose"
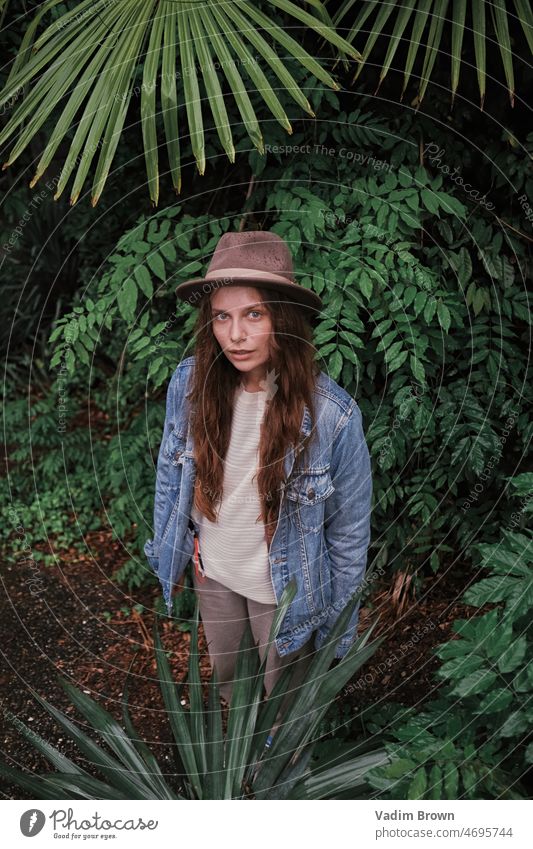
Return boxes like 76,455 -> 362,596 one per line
230,323 -> 245,342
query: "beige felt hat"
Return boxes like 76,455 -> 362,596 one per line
175,230 -> 323,315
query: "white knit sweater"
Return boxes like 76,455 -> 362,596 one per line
191,382 -> 276,603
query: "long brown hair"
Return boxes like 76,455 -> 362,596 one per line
186,288 -> 320,544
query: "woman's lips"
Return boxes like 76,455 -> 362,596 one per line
230,350 -> 254,358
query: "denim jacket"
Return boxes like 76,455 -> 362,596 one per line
144,356 -> 372,659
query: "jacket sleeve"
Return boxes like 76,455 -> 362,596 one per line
143,366 -> 181,574
317,401 -> 373,659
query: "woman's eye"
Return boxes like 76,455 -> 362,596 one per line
213,310 -> 262,320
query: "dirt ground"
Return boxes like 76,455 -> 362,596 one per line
0,530 -> 482,799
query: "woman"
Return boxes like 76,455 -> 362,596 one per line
144,230 -> 373,732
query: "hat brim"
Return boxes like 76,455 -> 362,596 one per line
175,276 -> 323,313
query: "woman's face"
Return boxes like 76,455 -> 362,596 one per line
209,286 -> 273,381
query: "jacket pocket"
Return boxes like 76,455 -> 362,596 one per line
285,467 -> 335,534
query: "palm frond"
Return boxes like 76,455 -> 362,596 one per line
0,0 -> 361,205
332,0 -> 533,108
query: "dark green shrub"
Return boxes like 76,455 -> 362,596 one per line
363,473 -> 533,799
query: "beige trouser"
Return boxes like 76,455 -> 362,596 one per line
192,569 -> 317,734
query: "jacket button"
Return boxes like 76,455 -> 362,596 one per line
307,488 -> 315,499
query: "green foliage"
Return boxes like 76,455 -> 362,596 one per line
362,474 -> 533,800
1,393 -> 103,565
2,101 -> 530,614
0,581 -> 389,800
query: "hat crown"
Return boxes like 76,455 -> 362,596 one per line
207,231 -> 294,281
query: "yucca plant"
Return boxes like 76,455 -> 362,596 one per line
0,576 -> 389,799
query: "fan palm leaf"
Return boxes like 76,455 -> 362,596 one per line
0,0 -> 361,205
331,0 -> 533,108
